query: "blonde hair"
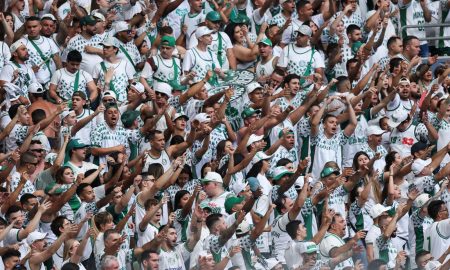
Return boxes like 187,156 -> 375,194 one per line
63,239 -> 79,261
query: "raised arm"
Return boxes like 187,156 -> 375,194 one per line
218,211 -> 245,246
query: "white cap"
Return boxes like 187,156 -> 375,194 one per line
61,110 -> 75,120
298,241 -> 319,254
195,26 -> 214,39
100,37 -> 119,48
201,171 -> 223,183
279,0 -> 289,4
27,231 -> 47,245
236,219 -> 251,235
366,125 -> 385,136
296,25 -> 312,37
102,91 -> 117,100
193,113 -> 210,123
424,261 -> 442,270
399,77 -> 411,85
387,110 -> 409,128
114,21 -> 130,33
412,158 -> 432,176
247,82 -> 262,94
44,153 -> 57,165
28,82 -> 44,94
172,113 -> 189,122
414,193 -> 431,208
246,134 -> 264,147
41,14 -> 56,21
252,151 -> 272,164
369,204 -> 391,219
10,40 -> 25,53
266,258 -> 281,270
153,81 -> 172,97
232,181 -> 248,195
130,82 -> 145,94
92,12 -> 106,22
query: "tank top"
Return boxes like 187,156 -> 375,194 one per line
143,150 -> 171,172
151,55 -> 181,84
255,55 -> 276,80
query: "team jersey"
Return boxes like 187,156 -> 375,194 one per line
319,232 -> 354,270
424,220 -> 450,263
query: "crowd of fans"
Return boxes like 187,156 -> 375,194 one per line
0,0 -> 450,269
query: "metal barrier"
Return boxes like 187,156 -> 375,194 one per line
400,23 -> 450,42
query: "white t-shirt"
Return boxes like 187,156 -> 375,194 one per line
424,219 -> 450,263
278,45 -> 325,77
50,68 -> 93,101
319,232 -> 354,270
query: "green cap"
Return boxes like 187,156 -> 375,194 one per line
67,139 -> 89,152
45,182 -> 65,195
231,14 -> 250,25
258,37 -> 273,47
160,36 -> 176,48
121,110 -> 140,128
200,201 -> 222,214
272,166 -> 294,181
278,129 -> 294,138
206,11 -> 222,22
351,41 -> 364,55
81,15 -> 97,26
320,167 -> 340,178
225,196 -> 245,214
241,107 -> 261,119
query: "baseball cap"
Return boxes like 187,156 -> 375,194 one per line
399,77 -> 411,85
206,11 -> 221,22
246,134 -> 264,147
172,113 -> 189,122
411,141 -> 428,156
160,36 -> 176,47
61,110 -> 75,120
121,110 -> 140,128
196,26 -> 214,39
369,203 -> 391,219
10,40 -> 25,53
232,181 -> 248,195
225,196 -> 245,214
296,25 -> 312,37
247,82 -> 263,94
193,113 -> 210,123
129,82 -> 145,94
252,151 -> 272,164
114,21 -> 130,33
80,15 -> 97,26
27,232 -> 47,245
102,91 -> 117,101
320,166 -> 340,178
411,158 -> 432,176
236,219 -> 251,236
414,193 -> 431,208
231,14 -> 250,25
92,12 -> 106,22
387,110 -> 409,128
273,166 -> 294,181
153,81 -> 172,97
41,14 -> 56,21
72,91 -> 87,100
100,37 -> 119,48
298,242 -> 319,254
241,107 -> 261,119
200,171 -> 223,184
28,82 -> 44,94
67,138 -> 89,151
258,37 -> 273,47
366,125 -> 385,136
44,152 -> 57,165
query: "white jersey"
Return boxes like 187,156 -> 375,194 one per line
255,56 -> 277,80
64,34 -> 104,74
424,219 -> 450,263
342,115 -> 368,168
319,232 -> 354,270
284,240 -> 304,270
72,109 -> 96,145
50,68 -> 93,101
183,47 -> 220,83
19,36 -> 60,85
182,12 -> 206,47
203,191 -> 233,216
278,45 -> 325,77
159,244 -> 191,270
188,32 -> 232,70
147,55 -> 182,84
271,213 -> 292,263
311,129 -> 347,180
398,0 -> 428,44
143,150 -> 171,173
389,124 -> 422,157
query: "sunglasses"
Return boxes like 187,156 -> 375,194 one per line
31,149 -> 44,153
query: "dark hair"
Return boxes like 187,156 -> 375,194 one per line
384,151 -> 398,172
174,190 -> 190,211
26,16 -> 41,23
282,73 -> 301,88
85,168 -> 101,188
170,135 -> 185,146
67,50 -> 82,63
389,57 -> 403,74
403,35 -> 419,48
51,216 -> 68,236
140,249 -> 159,263
76,183 -> 91,196
224,23 -> 240,44
286,220 -> 302,240
2,249 -> 21,262
387,36 -> 401,49
5,205 -> 22,220
246,160 -> 264,178
367,259 -> 387,270
19,193 -> 37,205
275,195 -> 288,214
205,213 -> 223,230
272,68 -> 285,77
147,163 -> 164,179
103,229 -> 119,242
353,151 -> 369,171
55,166 -> 72,184
276,158 -> 292,167
8,104 -> 21,119
0,217 -> 7,226
415,250 -> 431,265
323,114 -> 337,124
147,130 -> 163,142
346,24 -> 360,35
180,164 -> 192,179
428,200 -> 445,220
31,109 -> 46,124
346,58 -> 359,72
336,76 -> 349,89
61,262 -> 80,270
296,0 -> 310,10
0,12 -> 13,41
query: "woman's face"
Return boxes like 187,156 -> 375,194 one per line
179,194 -> 190,208
309,21 -> 318,34
177,173 -> 189,187
233,25 -> 244,43
357,154 -> 369,167
336,21 -> 344,34
5,15 -> 13,29
224,141 -> 234,154
424,69 -> 433,81
96,0 -> 110,9
394,153 -> 402,165
285,162 -> 294,172
63,168 -> 75,184
380,118 -> 390,131
393,184 -> 401,198
382,75 -> 389,89
139,41 -> 149,55
371,90 -> 379,104
262,160 -> 270,173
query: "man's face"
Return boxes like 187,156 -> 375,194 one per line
103,46 -> 117,58
282,0 -> 296,12
438,204 -> 449,220
284,134 -> 295,149
66,61 -> 81,74
3,256 -> 20,270
390,39 -> 403,54
288,79 -> 300,93
118,30 -> 132,42
296,34 -> 309,47
8,211 -> 24,228
105,232 -> 121,248
151,133 -> 165,152
297,223 -> 307,239
324,116 -> 338,135
349,30 -> 362,42
189,0 -> 202,12
41,19 -> 55,36
398,83 -> 411,99
105,107 -> 119,127
80,186 -> 95,202
166,228 -> 178,247
302,253 -> 318,265
29,143 -> 45,160
346,0 -> 358,11
65,112 -> 77,126
200,34 -> 213,46
73,147 -> 87,160
299,3 -> 314,19
32,239 -> 47,252
71,96 -> 85,110
160,45 -> 174,59
202,181 -> 218,197
22,197 -> 38,211
249,89 -> 263,104
26,20 -> 42,37
25,157 -> 39,174
206,20 -> 221,32
406,39 -> 421,57
268,73 -> 284,89
331,215 -> 347,237
368,134 -> 382,146
155,92 -> 169,106
174,118 -> 187,130
258,43 -> 272,57
417,253 -> 433,269
143,253 -> 159,270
